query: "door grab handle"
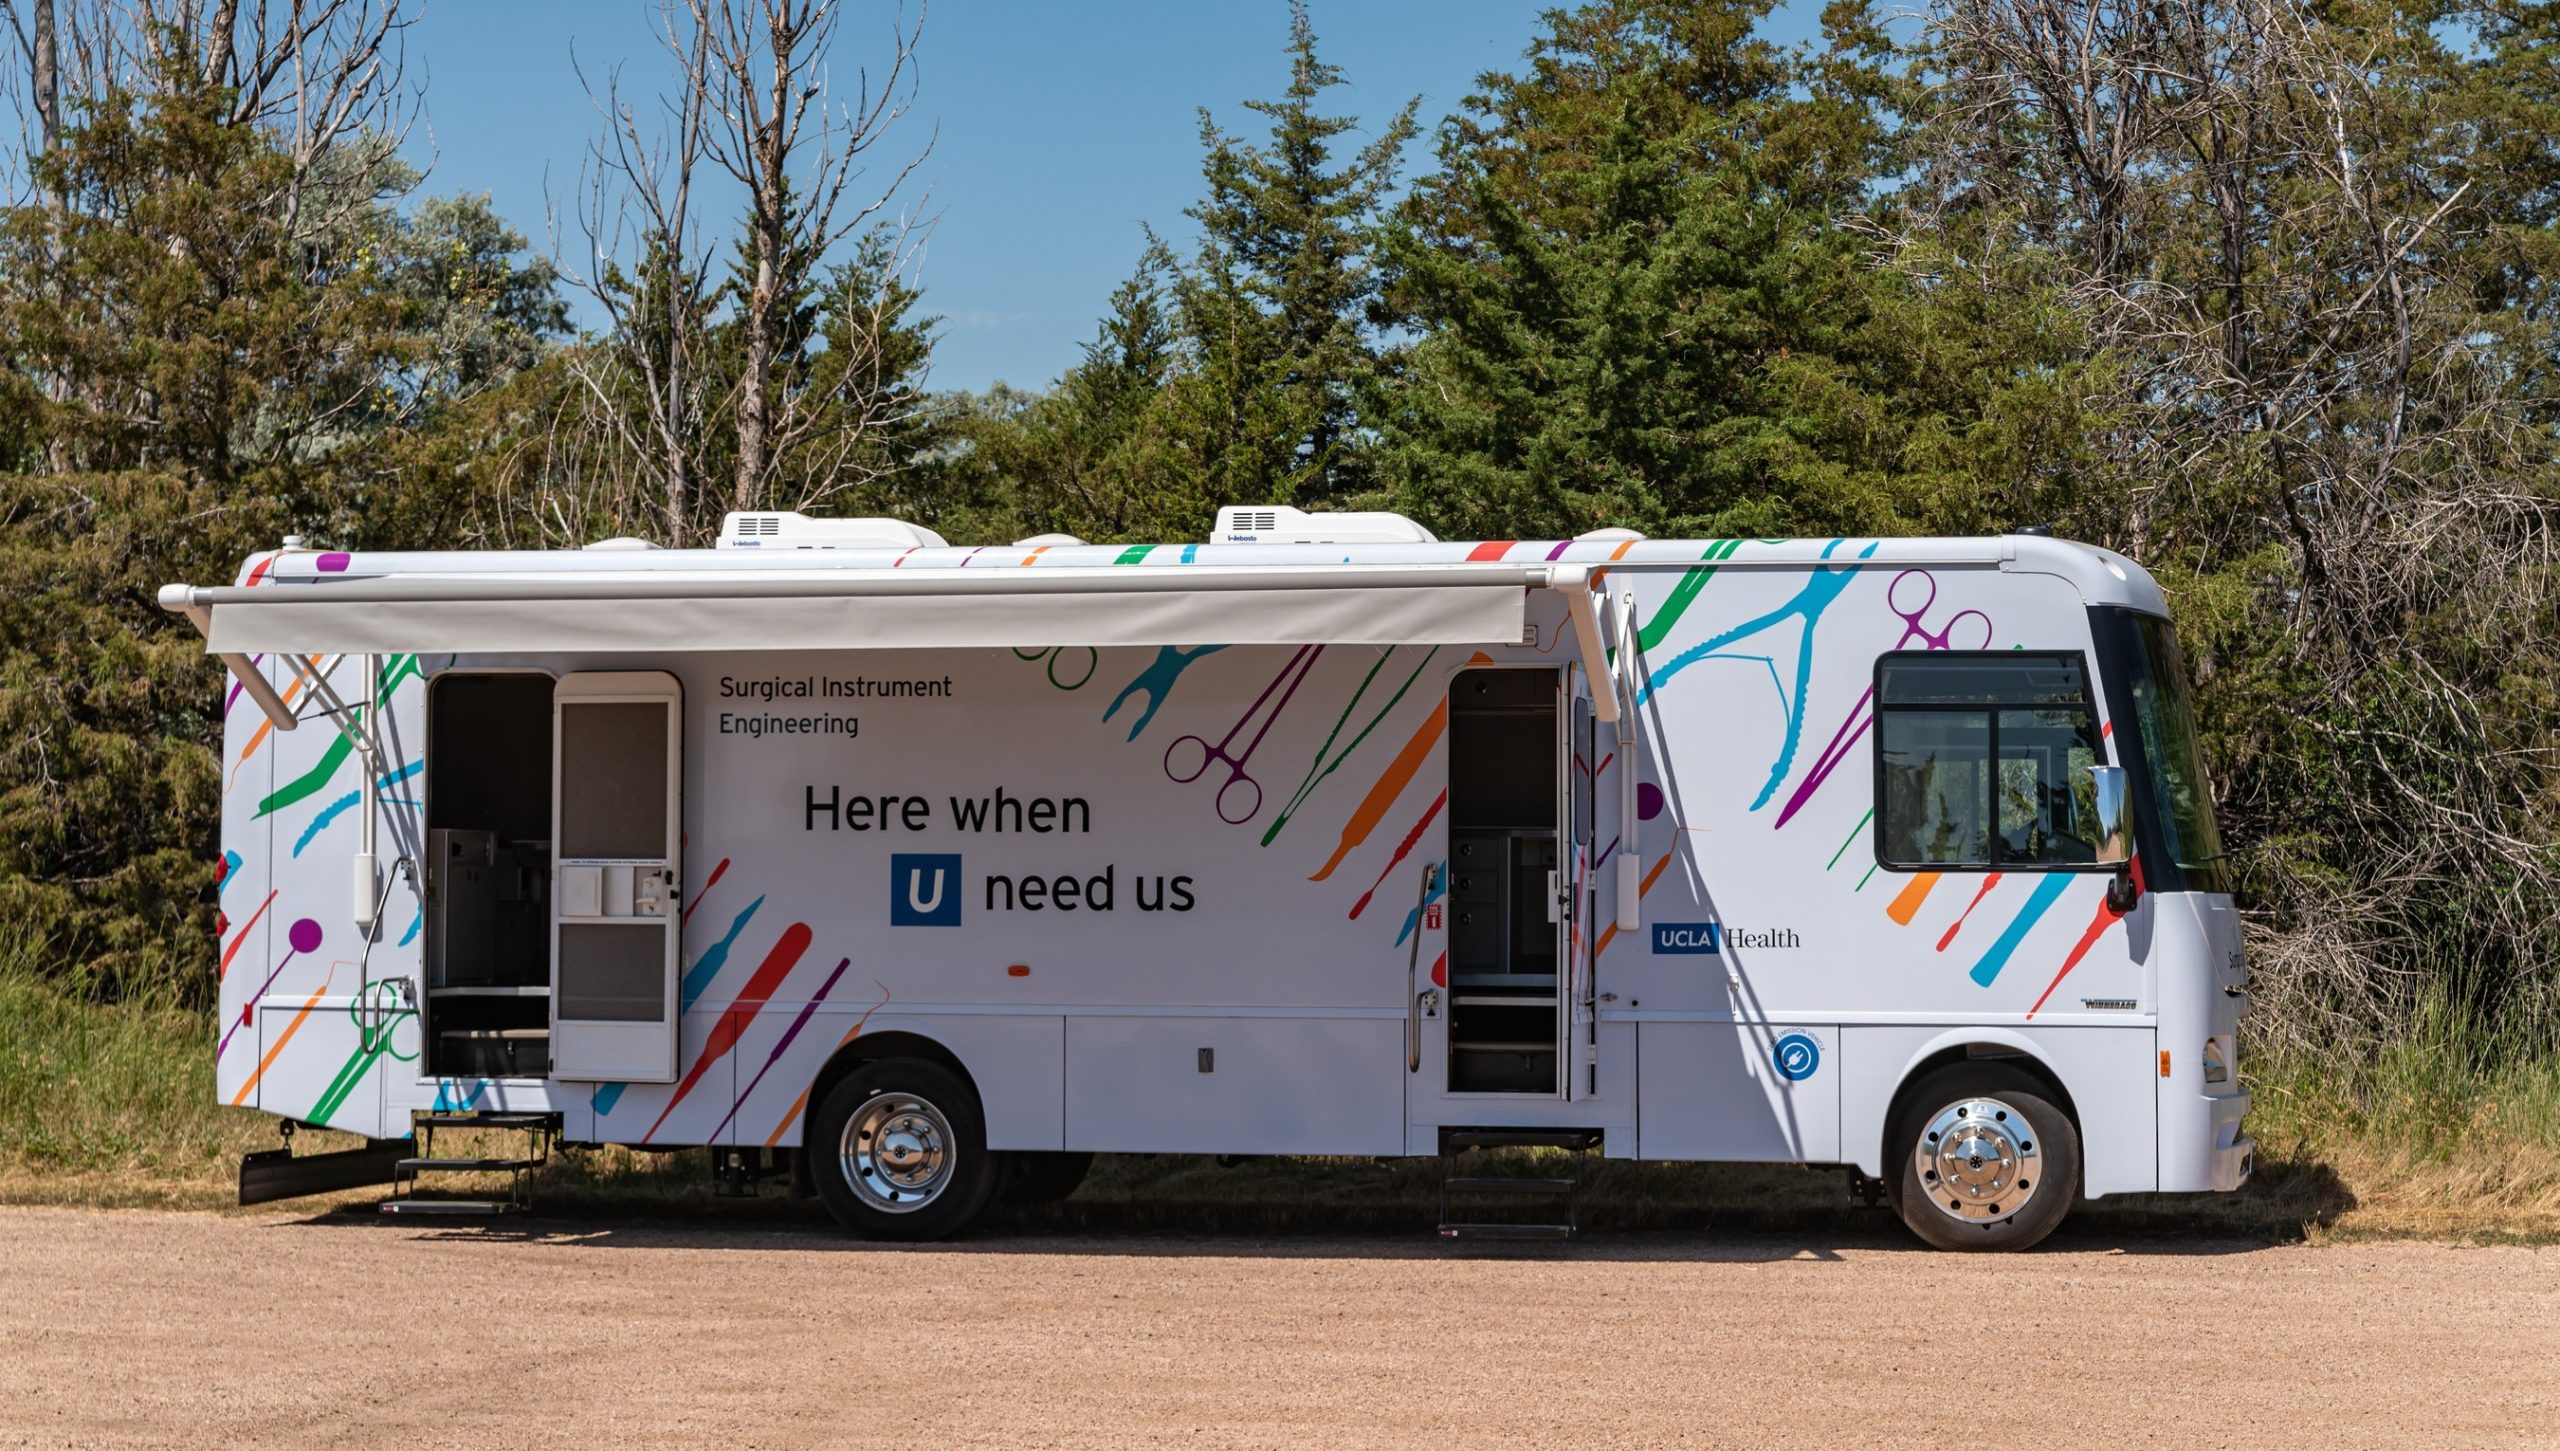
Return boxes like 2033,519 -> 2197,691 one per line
1407,861 -> 1440,1073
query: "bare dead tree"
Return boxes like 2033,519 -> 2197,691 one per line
560,0 -> 931,542
0,0 -> 415,232
700,0 -> 927,513
559,3 -> 721,546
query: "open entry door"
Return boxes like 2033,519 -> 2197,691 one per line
549,671 -> 683,1082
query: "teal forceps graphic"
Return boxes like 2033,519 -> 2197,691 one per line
1635,538 -> 1881,809
1015,644 -> 1098,690
1104,644 -> 1229,740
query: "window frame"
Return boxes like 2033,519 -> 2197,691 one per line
1869,648 -> 2115,875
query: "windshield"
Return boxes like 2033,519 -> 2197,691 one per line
2121,613 -> 2230,893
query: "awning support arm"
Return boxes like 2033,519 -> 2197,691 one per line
158,585 -> 302,734
1548,566 -> 1644,932
1609,588 -> 1643,931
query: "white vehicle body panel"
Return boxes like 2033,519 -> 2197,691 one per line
200,534 -> 2245,1198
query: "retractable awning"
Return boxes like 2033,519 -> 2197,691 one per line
160,561 -> 1621,725
162,562 -> 1558,655
161,556 -> 1641,928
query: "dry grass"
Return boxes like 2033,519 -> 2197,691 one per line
4,958 -> 2555,1241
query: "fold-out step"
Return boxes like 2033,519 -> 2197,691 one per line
1440,1222 -> 1574,1241
381,1112 -> 557,1217
1443,1176 -> 1578,1195
395,1157 -> 547,1174
1441,1128 -> 1603,1152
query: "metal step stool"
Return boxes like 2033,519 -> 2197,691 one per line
381,1111 -> 559,1216
1438,1128 -> 1602,1241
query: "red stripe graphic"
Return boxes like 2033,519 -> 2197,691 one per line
644,921 -> 813,1142
2026,860 -> 2147,1019
1466,541 -> 1515,561
1936,873 -> 2003,953
220,890 -> 277,979
681,857 -> 731,925
1349,790 -> 1448,919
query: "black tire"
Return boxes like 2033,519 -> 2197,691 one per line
1001,1150 -> 1096,1206
807,1058 -> 1003,1241
1887,1063 -> 2080,1252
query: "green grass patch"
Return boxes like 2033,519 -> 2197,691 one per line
3,950 -> 2555,1240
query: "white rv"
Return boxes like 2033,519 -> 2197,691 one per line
161,508 -> 2252,1250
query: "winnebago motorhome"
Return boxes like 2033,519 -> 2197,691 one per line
161,509 -> 2252,1250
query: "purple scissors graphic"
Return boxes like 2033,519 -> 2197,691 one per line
1772,569 -> 1994,829
1884,569 -> 1992,652
1162,644 -> 1323,825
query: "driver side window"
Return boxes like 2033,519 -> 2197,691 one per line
1875,654 -> 2105,870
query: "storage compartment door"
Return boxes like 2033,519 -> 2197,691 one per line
549,671 -> 683,1082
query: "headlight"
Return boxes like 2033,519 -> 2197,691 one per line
2201,1037 -> 2230,1085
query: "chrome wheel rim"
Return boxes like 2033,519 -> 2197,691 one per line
1913,1095 -> 2042,1225
839,1091 -> 954,1214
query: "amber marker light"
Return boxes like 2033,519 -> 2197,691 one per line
2159,1051 -> 2173,1078
1007,964 -> 1031,978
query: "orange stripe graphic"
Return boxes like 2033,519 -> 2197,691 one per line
232,976 -> 336,1105
1595,850 -> 1679,957
1309,704 -> 1445,882
1307,652 -> 1489,883
1886,871 -> 1941,926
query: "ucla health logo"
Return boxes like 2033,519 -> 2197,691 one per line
890,853 -> 962,927
1771,1032 -> 1821,1083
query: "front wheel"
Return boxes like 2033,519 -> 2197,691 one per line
808,1058 -> 1003,1240
1888,1064 -> 2080,1252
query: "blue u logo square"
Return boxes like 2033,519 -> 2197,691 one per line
890,854 -> 963,927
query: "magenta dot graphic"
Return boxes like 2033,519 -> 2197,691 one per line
1636,782 -> 1666,821
219,917 -> 327,1060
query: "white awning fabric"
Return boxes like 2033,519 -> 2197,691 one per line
168,564 -> 1549,656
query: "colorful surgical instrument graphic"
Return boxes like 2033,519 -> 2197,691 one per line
1163,644 -> 1323,825
219,917 -> 322,1060
1015,644 -> 1098,691
1636,539 -> 1880,811
1773,569 -> 1993,829
1262,645 -> 1437,848
1104,643 -> 1228,741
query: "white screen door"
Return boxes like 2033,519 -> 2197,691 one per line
549,671 -> 683,1082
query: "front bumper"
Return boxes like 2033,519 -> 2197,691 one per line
2208,1088 -> 2254,1191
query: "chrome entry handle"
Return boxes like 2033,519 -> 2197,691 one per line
1406,861 -> 1440,1073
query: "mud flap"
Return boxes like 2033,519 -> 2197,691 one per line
238,1138 -> 414,1206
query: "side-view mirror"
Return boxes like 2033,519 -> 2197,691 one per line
2087,765 -> 2131,865
2086,764 -> 2141,912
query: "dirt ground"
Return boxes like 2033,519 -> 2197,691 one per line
0,1206 -> 2552,1449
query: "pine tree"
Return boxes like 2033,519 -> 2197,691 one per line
1371,0 -> 2019,541
1172,1 -> 1417,509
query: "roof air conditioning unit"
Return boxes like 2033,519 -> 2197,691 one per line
1014,533 -> 1087,547
718,511 -> 949,550
1210,505 -> 1435,545
1574,527 -> 1646,543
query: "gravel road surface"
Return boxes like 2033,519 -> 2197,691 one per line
0,1206 -> 2551,1448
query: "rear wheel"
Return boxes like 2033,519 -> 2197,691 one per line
1002,1150 -> 1095,1206
808,1058 -> 1002,1240
1888,1063 -> 2079,1252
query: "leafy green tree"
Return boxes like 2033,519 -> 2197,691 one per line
0,70 -> 378,989
1371,0 -> 2034,541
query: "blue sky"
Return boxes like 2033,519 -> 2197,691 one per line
401,1 -> 1828,394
